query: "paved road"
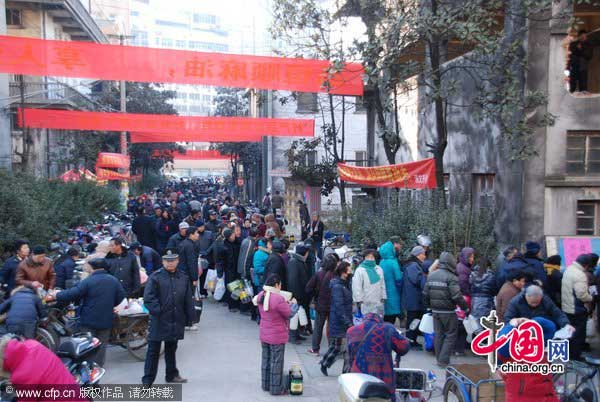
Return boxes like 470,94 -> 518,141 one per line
103,300 -> 482,401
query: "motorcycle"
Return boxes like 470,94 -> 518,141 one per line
57,333 -> 105,385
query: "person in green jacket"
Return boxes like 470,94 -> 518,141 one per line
379,237 -> 403,325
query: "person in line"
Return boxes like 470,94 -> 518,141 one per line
51,258 -> 125,366
495,270 -> 527,322
298,201 -> 310,241
262,191 -> 272,214
177,226 -> 200,330
142,250 -> 194,386
252,238 -> 272,292
0,240 -> 30,294
320,261 -> 353,376
561,253 -> 594,361
264,240 -> 288,291
218,228 -> 241,312
286,243 -> 310,343
255,274 -> 297,396
352,249 -> 386,316
545,255 -> 563,308
469,257 -> 496,330
505,285 -> 570,330
378,238 -> 403,325
271,190 -> 284,216
155,209 -> 177,255
183,209 -> 202,228
423,252 -> 469,367
523,241 -> 548,288
308,212 -> 324,260
16,245 -> 56,291
205,210 -> 220,235
131,242 -> 162,276
346,313 -> 410,401
495,246 -> 528,289
455,247 -> 473,356
132,208 -> 156,249
106,237 -> 141,298
0,286 -> 45,339
54,247 -> 80,289
401,246 -> 427,348
196,220 -> 215,298
167,222 -> 189,251
306,254 -> 337,355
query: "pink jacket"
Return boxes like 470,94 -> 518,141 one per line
258,291 -> 291,345
2,338 -> 83,401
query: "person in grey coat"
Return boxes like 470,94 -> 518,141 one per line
423,252 -> 469,367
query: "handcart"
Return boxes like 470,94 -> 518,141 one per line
443,364 -> 504,402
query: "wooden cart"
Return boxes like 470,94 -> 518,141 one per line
443,364 -> 505,402
109,313 -> 151,361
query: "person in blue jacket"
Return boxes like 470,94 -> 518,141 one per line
401,246 -> 427,348
252,238 -> 271,288
131,242 -> 162,276
54,247 -> 80,289
0,286 -> 45,338
378,238 -> 403,325
0,240 -> 30,295
51,258 -> 126,366
523,241 -> 548,288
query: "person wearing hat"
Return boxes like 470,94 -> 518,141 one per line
378,237 -> 403,325
15,245 -> 56,291
142,249 -> 195,386
205,210 -> 220,234
131,242 -> 162,276
183,209 -> 202,228
286,243 -> 310,343
401,246 -> 427,348
196,219 -> 215,298
352,249 -> 386,317
167,221 -> 189,251
523,241 -> 548,288
217,227 -> 242,312
49,258 -> 125,366
264,239 -> 288,291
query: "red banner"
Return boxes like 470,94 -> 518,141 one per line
337,159 -> 437,189
96,152 -> 130,169
0,35 -> 363,95
95,167 -> 130,181
18,108 -> 314,138
173,150 -> 230,160
131,132 -> 262,143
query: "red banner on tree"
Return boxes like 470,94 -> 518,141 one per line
96,152 -> 130,169
18,108 -> 314,138
337,159 -> 437,189
173,150 -> 230,160
0,35 -> 364,95
95,167 -> 130,181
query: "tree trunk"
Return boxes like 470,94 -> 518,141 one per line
338,179 -> 348,223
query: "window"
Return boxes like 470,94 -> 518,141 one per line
155,37 -> 161,46
130,11 -> 139,17
577,201 -> 600,235
193,13 -> 216,25
305,151 -> 317,167
296,93 -> 318,113
176,40 -> 186,48
132,30 -> 148,46
472,173 -> 495,208
567,131 -> 600,175
189,93 -> 201,101
6,9 -> 22,26
162,38 -> 173,48
355,151 -> 367,167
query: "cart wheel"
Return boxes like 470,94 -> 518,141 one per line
36,327 -> 56,352
126,319 -> 149,361
443,377 -> 468,402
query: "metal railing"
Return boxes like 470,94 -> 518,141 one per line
9,80 -> 99,111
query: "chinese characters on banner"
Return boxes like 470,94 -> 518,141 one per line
0,35 -> 364,95
337,159 -> 437,189
18,108 -> 315,139
96,152 -> 130,169
131,132 -> 262,143
562,237 -> 592,268
95,167 -> 131,181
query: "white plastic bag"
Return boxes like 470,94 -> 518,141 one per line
290,312 -> 299,330
463,315 -> 479,336
298,306 -> 308,326
114,298 -> 128,314
419,313 -> 434,334
204,269 -> 217,292
119,299 -> 144,316
214,277 -> 226,301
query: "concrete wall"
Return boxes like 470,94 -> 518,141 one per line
0,0 -> 11,171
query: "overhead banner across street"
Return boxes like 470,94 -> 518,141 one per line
172,150 -> 230,160
18,109 -> 315,138
96,152 -> 130,169
131,132 -> 262,143
337,158 -> 437,189
0,35 -> 364,95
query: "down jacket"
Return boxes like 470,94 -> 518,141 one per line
257,289 -> 292,345
504,293 -> 569,328
352,261 -> 386,315
401,257 -> 426,311
0,287 -> 45,325
561,261 -> 593,315
252,240 -> 270,287
329,277 -> 353,338
378,241 -> 403,316
470,271 -> 496,320
105,251 -> 141,298
456,248 -> 474,296
286,253 -> 309,305
306,269 -> 334,313
423,252 -> 469,313
16,257 -> 56,291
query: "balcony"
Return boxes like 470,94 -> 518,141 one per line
9,80 -> 99,111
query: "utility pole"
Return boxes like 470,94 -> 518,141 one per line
119,35 -> 129,206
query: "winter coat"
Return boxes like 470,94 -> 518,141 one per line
219,239 -> 240,282
306,269 -> 334,313
0,256 -> 23,293
264,253 -> 287,290
56,269 -> 125,330
456,248 -> 474,296
545,264 -> 562,308
561,261 -> 593,315
470,271 -> 496,319
524,253 -> 549,288
423,252 -> 469,313
257,290 -> 292,345
309,220 -> 324,243
0,337 -> 82,401
105,251 -> 141,298
177,238 -> 199,283
155,218 -> 177,251
143,268 -> 195,342
54,256 -> 76,289
401,257 -> 426,312
138,246 -> 162,275
197,230 -> 214,257
252,241 -> 270,287
500,362 -> 558,402
238,237 -> 256,279
495,282 -> 522,322
271,194 -> 284,209
352,262 -> 386,315
496,255 -> 529,289
166,232 -> 186,251
378,241 -> 403,316
16,257 -> 56,290
329,278 -> 353,338
286,253 -> 309,305
504,293 -> 569,328
132,215 -> 156,248
205,219 -> 219,236
0,287 -> 45,325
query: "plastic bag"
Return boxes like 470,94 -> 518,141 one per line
424,333 -> 435,352
120,299 -> 144,316
298,306 -> 308,326
419,313 -> 434,334
204,269 -> 217,293
243,279 -> 254,297
227,279 -> 244,293
463,315 -> 479,336
290,312 -> 299,330
353,310 -> 363,326
214,277 -> 226,301
114,298 -> 128,314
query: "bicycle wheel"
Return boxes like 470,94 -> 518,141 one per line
36,327 -> 56,352
443,377 -> 468,402
554,362 -> 598,402
126,319 -> 149,361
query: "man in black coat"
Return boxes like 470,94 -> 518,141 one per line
287,243 -> 310,341
219,228 -> 241,312
106,237 -> 141,298
0,240 -> 30,295
166,222 -> 189,250
142,250 -> 194,386
52,258 -> 125,365
205,210 -> 219,234
132,208 -> 156,249
55,247 -> 80,289
196,221 -> 214,297
264,239 -> 288,290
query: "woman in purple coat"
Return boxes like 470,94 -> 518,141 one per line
455,247 -> 474,355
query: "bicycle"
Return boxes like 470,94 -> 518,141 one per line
553,356 -> 599,402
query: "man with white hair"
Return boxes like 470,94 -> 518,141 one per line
504,285 -> 571,330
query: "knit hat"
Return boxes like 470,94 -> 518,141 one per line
223,228 -> 234,239
32,245 -> 46,255
411,246 -> 426,257
88,258 -> 109,270
546,255 -> 561,266
197,219 -> 205,227
179,221 -> 190,230
295,243 -> 309,256
525,241 -> 541,255
272,240 -> 285,253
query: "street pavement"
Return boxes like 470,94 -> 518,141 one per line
103,299 -> 483,401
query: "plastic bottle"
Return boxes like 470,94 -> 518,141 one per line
288,364 -> 303,396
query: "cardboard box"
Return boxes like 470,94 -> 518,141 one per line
450,364 -> 505,402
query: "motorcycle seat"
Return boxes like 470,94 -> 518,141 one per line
358,381 -> 391,399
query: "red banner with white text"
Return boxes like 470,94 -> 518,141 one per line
96,153 -> 130,169
95,167 -> 130,181
0,36 -> 363,95
337,159 -> 437,189
173,150 -> 230,160
18,109 -> 315,138
131,132 -> 262,143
